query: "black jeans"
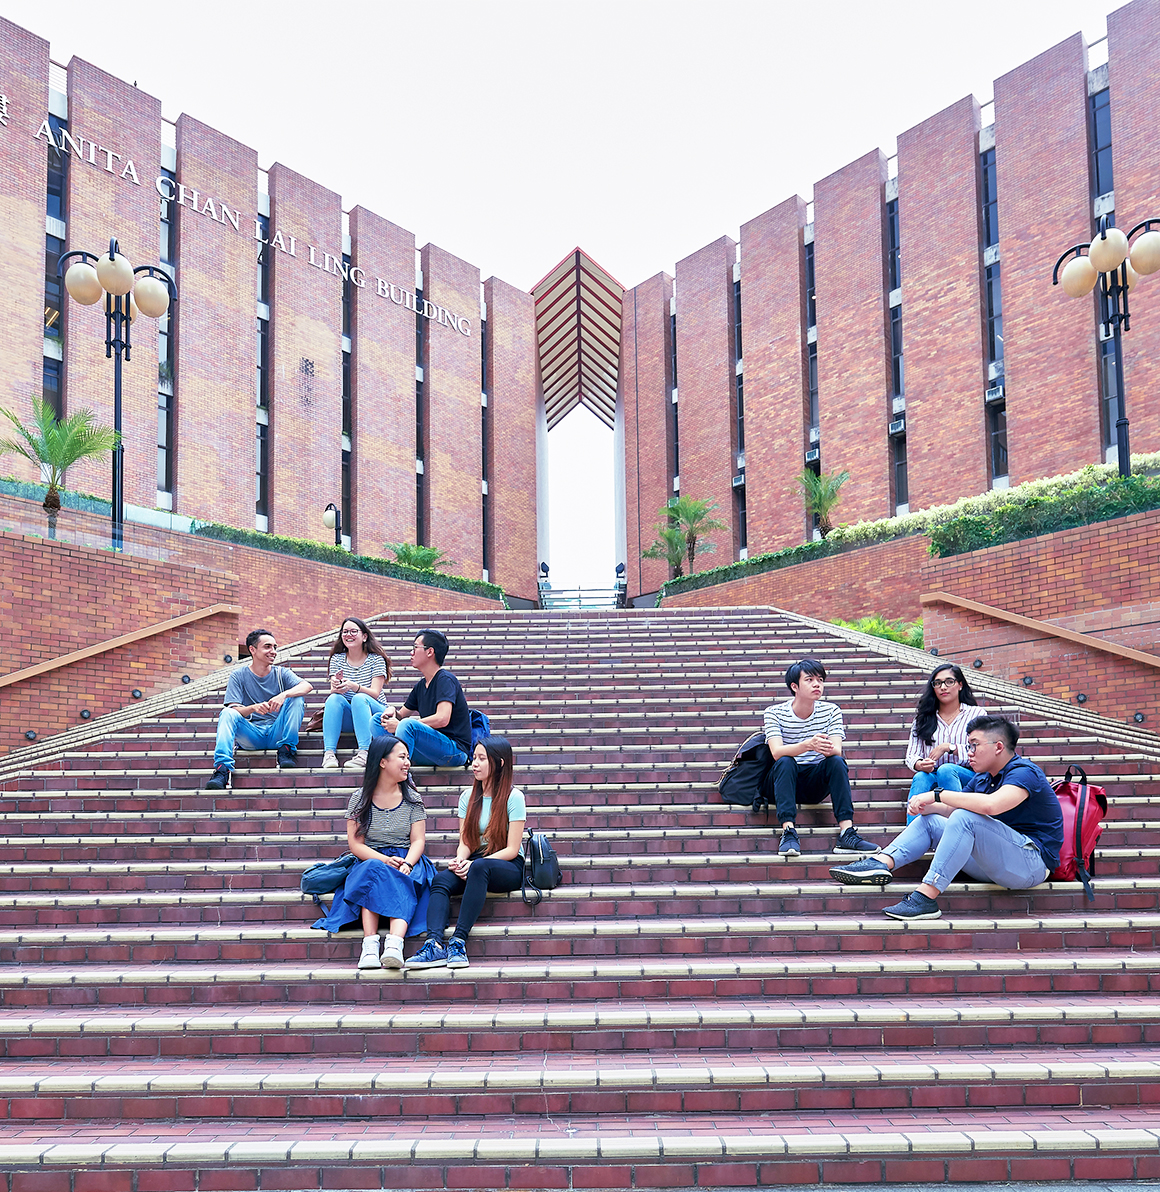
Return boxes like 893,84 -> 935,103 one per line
767,755 -> 854,825
426,856 -> 525,941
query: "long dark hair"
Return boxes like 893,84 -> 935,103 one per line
463,734 -> 514,857
914,663 -> 979,745
327,615 -> 391,679
348,734 -> 421,841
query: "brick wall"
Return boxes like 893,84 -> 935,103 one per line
740,198 -> 810,552
0,529 -> 239,754
898,97 -> 989,509
620,272 -> 675,596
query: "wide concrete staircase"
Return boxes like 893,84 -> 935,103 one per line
1,606 -> 1160,1190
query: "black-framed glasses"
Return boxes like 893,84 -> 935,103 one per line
932,677 -> 960,689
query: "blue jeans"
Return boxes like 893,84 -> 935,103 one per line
883,808 -> 1048,894
376,717 -> 467,766
906,763 -> 975,823
322,692 -> 388,751
213,696 -> 305,770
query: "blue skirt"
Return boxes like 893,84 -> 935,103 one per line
311,849 -> 436,937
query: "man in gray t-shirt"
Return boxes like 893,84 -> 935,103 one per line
207,628 -> 313,789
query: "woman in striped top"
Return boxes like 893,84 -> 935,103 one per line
904,664 -> 981,818
322,617 -> 393,771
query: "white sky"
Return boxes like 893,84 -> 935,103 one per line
5,0 -> 1120,588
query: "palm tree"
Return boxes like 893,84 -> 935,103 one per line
642,495 -> 728,577
799,467 -> 849,537
641,524 -> 687,577
383,542 -> 455,572
0,398 -> 117,539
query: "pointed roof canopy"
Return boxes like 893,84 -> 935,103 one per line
531,248 -> 624,431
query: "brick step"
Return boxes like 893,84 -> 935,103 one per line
0,1046 -> 1157,1119
0,994 -> 1154,1059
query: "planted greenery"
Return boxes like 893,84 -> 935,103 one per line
833,615 -> 923,649
384,542 -> 456,572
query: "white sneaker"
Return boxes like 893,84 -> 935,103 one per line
357,936 -> 382,970
381,935 -> 404,970
322,752 -> 339,770
344,749 -> 368,772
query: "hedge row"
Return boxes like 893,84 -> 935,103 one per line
0,476 -> 110,514
659,454 -> 1160,600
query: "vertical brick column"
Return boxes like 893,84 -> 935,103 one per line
620,272 -> 674,597
898,97 -> 988,509
483,276 -> 538,601
348,206 -> 416,555
995,33 -> 1100,483
421,243 -> 482,579
740,197 -> 809,551
674,237 -> 737,560
1108,0 -> 1160,457
63,59 -> 162,509
173,115 -> 258,529
815,150 -> 891,525
267,163 -> 342,541
0,16 -> 49,477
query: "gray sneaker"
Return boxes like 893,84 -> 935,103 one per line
829,856 -> 893,887
834,826 -> 879,854
778,827 -> 801,856
883,890 -> 942,920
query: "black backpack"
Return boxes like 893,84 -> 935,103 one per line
521,829 -> 562,905
718,731 -> 773,813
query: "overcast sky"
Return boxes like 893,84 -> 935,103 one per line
6,0 -> 1121,587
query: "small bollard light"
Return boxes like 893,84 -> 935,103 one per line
24,731 -> 36,741
1076,694 -> 1088,704
224,655 -> 233,663
181,675 -> 191,684
1022,676 -> 1034,686
929,647 -> 939,656
131,689 -> 142,699
972,659 -> 984,669
80,709 -> 92,719
1135,712 -> 1146,723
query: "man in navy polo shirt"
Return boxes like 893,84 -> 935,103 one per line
828,714 -> 1063,920
377,628 -> 471,767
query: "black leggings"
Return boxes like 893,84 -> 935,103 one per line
426,856 -> 524,941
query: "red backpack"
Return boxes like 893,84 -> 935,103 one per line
1049,765 -> 1107,902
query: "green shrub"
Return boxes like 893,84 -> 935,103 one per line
0,475 -> 109,514
833,615 -> 923,649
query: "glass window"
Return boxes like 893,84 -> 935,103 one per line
980,149 -> 999,248
893,434 -> 908,507
1090,89 -> 1114,197
255,215 -> 269,304
808,342 -> 819,429
159,167 -> 177,264
44,235 -> 64,339
47,115 -> 67,221
736,486 -> 747,552
805,241 -> 816,329
480,318 -> 489,397
341,350 -> 351,437
415,288 -> 424,366
157,391 -> 173,493
735,373 -> 744,453
42,357 -> 62,420
891,305 -> 904,397
341,253 -> 351,339
256,317 -> 269,407
1100,338 -> 1119,449
988,402 -> 1008,479
886,199 -> 901,291
985,263 -> 1003,364
669,312 -> 677,387
733,278 -> 742,362
255,423 -> 269,516
341,448 -> 352,541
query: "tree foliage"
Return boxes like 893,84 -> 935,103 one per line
798,467 -> 849,537
642,495 -> 728,577
382,542 -> 456,572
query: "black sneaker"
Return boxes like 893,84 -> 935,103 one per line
883,890 -> 941,920
829,856 -> 893,886
205,764 -> 231,791
277,745 -> 297,768
778,827 -> 801,856
834,826 -> 878,854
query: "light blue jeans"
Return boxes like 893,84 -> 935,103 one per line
374,716 -> 467,766
213,696 -> 305,771
322,692 -> 388,752
906,763 -> 975,823
883,808 -> 1048,894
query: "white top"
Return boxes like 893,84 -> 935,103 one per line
905,704 -> 983,771
763,699 -> 845,766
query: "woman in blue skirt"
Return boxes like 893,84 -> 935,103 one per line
312,733 -> 436,969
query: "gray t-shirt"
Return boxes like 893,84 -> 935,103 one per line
224,664 -> 304,727
345,790 -> 427,850
763,699 -> 845,765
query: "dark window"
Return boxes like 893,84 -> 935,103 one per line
988,402 -> 1008,479
256,317 -> 269,407
980,149 -> 999,248
341,253 -> 351,339
736,486 -> 747,552
480,318 -> 489,397
1100,338 -> 1120,449
805,241 -> 816,329
415,287 -> 424,366
42,357 -> 62,420
158,311 -> 173,387
157,390 -> 173,493
671,391 -> 680,484
808,342 -> 819,428
892,434 -> 908,507
255,423 -> 269,516
886,198 -> 901,292
669,312 -> 677,387
416,474 -> 425,547
341,448 -> 352,542
44,234 -> 64,339
736,373 -> 744,453
733,277 -> 742,361
1090,88 -> 1114,197
985,263 -> 1003,364
159,167 -> 177,264
415,287 -> 426,543
890,304 -> 904,397
482,385 -> 492,575
255,215 -> 269,304
341,350 -> 351,437
47,115 -> 67,221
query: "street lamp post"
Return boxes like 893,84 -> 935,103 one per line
322,502 -> 343,547
1052,214 -> 1160,479
57,238 -> 176,550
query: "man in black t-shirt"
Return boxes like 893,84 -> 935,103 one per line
829,715 -> 1063,920
377,628 -> 471,766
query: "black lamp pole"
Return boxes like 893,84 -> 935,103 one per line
324,502 -> 342,546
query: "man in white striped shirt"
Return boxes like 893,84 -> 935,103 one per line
763,658 -> 878,857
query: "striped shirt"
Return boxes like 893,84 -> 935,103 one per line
904,704 -> 983,771
328,652 -> 388,702
763,699 -> 845,766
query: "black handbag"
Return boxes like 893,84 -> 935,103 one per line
300,852 -> 358,909
718,731 -> 773,813
521,829 -> 562,906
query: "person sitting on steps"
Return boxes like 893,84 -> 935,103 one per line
320,616 -> 392,772
206,629 -> 313,790
829,714 -> 1064,921
903,663 -> 983,823
762,658 -> 877,857
406,734 -> 526,970
375,628 -> 471,768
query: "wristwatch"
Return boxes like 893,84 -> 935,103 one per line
933,789 -> 942,803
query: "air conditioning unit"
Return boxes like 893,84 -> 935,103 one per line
732,474 -> 745,488
889,417 -> 905,436
804,448 -> 820,463
985,384 -> 1005,403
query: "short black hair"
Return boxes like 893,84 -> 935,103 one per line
245,628 -> 276,652
785,658 -> 827,692
417,628 -> 449,666
967,713 -> 1019,752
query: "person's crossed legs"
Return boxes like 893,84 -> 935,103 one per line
392,717 -> 468,767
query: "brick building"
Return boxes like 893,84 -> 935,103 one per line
0,17 -> 545,602
618,0 -> 1160,600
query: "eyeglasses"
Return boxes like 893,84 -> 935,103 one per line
341,629 -> 362,637
965,740 -> 987,753
932,677 -> 959,689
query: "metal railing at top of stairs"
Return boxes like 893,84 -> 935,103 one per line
538,583 -> 628,611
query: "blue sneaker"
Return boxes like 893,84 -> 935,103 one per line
883,890 -> 942,921
445,937 -> 469,968
405,938 -> 447,969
